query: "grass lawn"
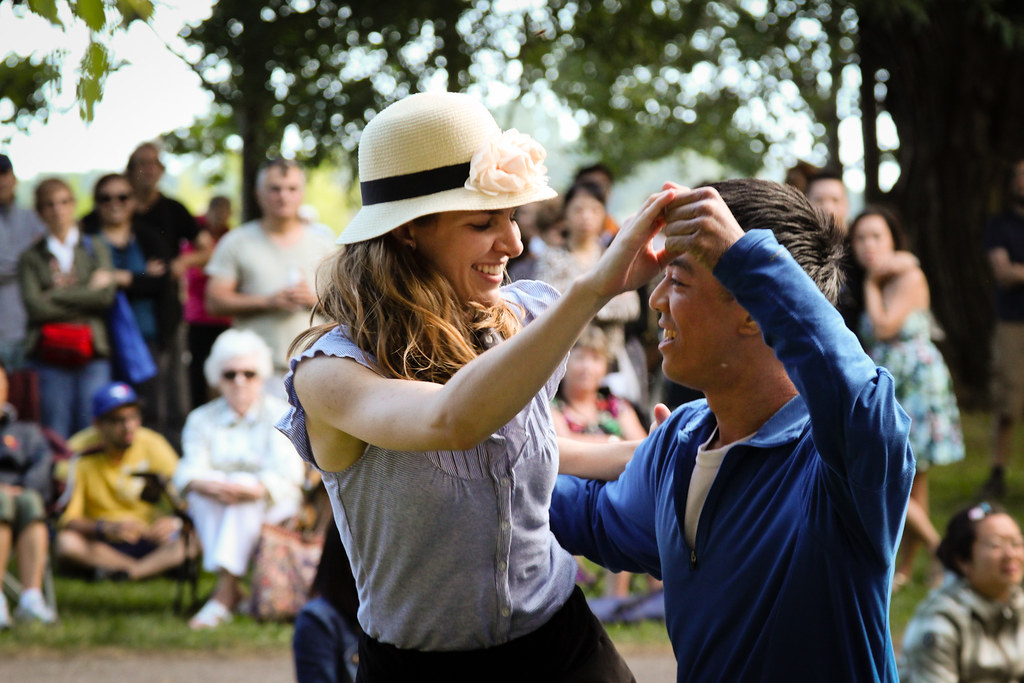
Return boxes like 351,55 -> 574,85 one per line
1,409 -> 1019,657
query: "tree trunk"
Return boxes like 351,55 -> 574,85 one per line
859,2 -> 1024,408
239,104 -> 261,223
858,30 -> 880,202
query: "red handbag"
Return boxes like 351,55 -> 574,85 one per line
37,323 -> 94,366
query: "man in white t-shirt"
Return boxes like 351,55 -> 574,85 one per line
205,160 -> 335,394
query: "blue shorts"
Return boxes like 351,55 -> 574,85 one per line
109,539 -> 159,559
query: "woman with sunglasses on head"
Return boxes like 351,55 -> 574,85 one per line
174,328 -> 305,629
93,173 -> 180,441
900,502 -> 1024,682
277,92 -> 675,681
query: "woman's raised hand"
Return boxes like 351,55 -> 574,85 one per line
584,188 -> 677,298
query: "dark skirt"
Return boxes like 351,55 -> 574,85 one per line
356,585 -> 636,682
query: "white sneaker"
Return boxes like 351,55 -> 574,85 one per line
15,589 -> 56,624
188,599 -> 232,630
0,594 -> 10,630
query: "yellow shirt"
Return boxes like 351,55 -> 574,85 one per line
59,427 -> 179,527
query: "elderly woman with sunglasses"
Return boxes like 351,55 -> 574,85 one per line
900,502 -> 1024,682
174,328 -> 305,629
278,92 -> 675,681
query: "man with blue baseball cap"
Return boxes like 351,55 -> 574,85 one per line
55,383 -> 196,580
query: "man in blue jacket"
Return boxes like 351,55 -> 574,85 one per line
551,178 -> 914,682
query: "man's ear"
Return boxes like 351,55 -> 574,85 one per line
738,313 -> 761,337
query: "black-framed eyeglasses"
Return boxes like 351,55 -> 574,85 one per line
97,193 -> 131,204
222,370 -> 258,381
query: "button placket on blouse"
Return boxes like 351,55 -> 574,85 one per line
494,462 -> 515,630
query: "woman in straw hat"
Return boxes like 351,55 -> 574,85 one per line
278,91 -> 674,681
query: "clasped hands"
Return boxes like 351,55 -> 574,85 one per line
268,280 -> 317,312
189,479 -> 267,505
588,182 -> 745,299
99,516 -> 182,544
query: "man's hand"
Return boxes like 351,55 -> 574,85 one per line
650,403 -> 672,434
105,519 -> 145,544
145,259 -> 167,277
283,280 -> 318,309
661,184 -> 745,270
146,516 -> 183,543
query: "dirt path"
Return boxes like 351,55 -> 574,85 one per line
0,649 -> 676,682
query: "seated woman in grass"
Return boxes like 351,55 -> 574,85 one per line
900,502 -> 1024,681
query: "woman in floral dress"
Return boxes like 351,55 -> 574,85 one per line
850,206 -> 965,589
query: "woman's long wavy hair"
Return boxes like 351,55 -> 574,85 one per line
290,218 -> 523,384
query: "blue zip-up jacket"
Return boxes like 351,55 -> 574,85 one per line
551,230 -> 915,682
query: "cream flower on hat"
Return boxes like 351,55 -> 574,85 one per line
465,129 -> 549,197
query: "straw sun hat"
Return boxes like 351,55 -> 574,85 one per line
337,91 -> 558,245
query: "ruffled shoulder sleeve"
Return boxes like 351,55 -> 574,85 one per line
275,327 -> 376,470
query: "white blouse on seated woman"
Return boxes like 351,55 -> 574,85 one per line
173,328 -> 305,629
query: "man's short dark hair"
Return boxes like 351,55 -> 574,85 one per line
573,163 -> 614,184
126,141 -> 164,173
804,168 -> 844,194
256,158 -> 304,190
709,179 -> 847,304
208,195 -> 231,210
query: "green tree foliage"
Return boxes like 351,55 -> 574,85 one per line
518,0 -> 856,177
169,0 -> 511,218
171,0 -> 1024,397
520,0 -> 1024,399
5,0 -> 1023,396
171,1 -> 853,194
857,0 -> 1024,403
0,0 -> 154,126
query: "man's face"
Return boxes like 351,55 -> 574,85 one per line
129,147 -> 164,193
207,201 -> 232,230
649,254 -> 752,392
806,178 -> 849,232
0,171 -> 16,207
257,167 -> 305,222
96,405 -> 142,451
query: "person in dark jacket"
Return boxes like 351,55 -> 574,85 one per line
18,177 -> 116,438
0,356 -> 56,627
91,173 -> 182,450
